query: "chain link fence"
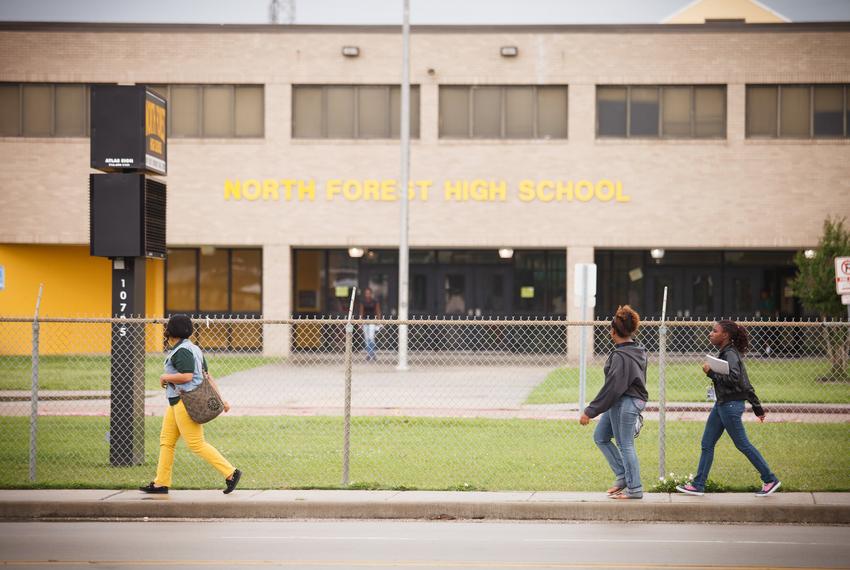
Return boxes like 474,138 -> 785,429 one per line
0,315 -> 848,491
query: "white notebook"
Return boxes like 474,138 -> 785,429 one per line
705,355 -> 730,375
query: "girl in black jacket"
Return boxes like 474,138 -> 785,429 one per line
676,320 -> 781,497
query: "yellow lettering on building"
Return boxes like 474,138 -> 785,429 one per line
263,179 -> 280,200
363,179 -> 380,201
595,179 -> 615,202
243,179 -> 262,201
518,180 -> 536,202
224,179 -> 241,200
615,181 -> 631,202
281,179 -> 296,200
224,178 -> 629,204
299,179 -> 316,201
556,181 -> 573,201
575,180 -> 594,202
381,180 -> 397,201
470,179 -> 490,201
342,179 -> 361,201
444,180 -> 466,201
416,180 -> 432,201
326,179 -> 342,200
537,180 -> 555,202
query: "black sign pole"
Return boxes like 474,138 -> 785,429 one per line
109,257 -> 147,466
90,85 -> 167,467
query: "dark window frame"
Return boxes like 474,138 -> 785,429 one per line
292,84 -> 421,140
0,82 -> 90,138
595,84 -> 727,140
165,247 -> 263,317
438,85 -> 569,140
746,84 -> 849,139
151,84 -> 265,139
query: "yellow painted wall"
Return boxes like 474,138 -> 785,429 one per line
0,245 -> 165,355
665,0 -> 787,23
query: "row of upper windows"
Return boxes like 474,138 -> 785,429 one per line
2,83 -> 849,140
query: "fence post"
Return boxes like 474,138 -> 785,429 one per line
29,284 -> 44,483
578,264 -> 588,411
658,286 -> 668,480
342,287 -> 356,487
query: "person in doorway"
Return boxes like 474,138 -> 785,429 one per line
139,314 -> 242,495
676,320 -> 781,497
580,305 -> 648,500
359,287 -> 382,362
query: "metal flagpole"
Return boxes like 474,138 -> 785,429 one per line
397,0 -> 410,371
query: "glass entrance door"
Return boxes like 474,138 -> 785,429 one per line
685,269 -> 721,318
438,268 -> 473,316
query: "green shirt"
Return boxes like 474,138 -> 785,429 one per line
170,347 -> 208,374
167,346 -> 208,406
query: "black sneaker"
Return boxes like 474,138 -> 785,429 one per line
224,468 -> 242,494
139,482 -> 168,494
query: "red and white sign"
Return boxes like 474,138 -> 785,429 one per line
836,257 -> 850,295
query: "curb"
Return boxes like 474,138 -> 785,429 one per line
2,500 -> 848,524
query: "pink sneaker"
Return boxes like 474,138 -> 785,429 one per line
755,480 -> 781,497
675,483 -> 704,496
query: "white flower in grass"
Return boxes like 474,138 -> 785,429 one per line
669,472 -> 675,477
659,477 -> 665,482
689,474 -> 694,480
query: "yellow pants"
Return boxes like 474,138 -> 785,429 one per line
154,399 -> 235,487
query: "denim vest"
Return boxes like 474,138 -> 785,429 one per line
164,339 -> 204,399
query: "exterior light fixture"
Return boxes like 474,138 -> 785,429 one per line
348,247 -> 364,258
341,46 -> 360,57
500,46 -> 519,57
650,248 -> 665,263
804,249 -> 816,259
200,245 -> 216,256
498,248 -> 514,259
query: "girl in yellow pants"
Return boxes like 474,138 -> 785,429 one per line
140,315 -> 242,494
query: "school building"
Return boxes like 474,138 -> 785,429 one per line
1,1 -> 849,354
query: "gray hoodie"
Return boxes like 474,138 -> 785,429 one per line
584,342 -> 649,418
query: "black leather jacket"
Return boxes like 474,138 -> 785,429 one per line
706,344 -> 764,416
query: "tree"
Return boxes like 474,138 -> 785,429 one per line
792,217 -> 850,381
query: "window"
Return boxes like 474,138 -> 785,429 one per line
151,85 -> 264,138
596,85 -> 726,139
0,83 -> 89,137
165,247 -> 263,315
439,85 -> 567,139
292,85 -> 420,139
746,85 -> 850,138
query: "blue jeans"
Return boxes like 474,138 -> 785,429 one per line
692,399 -> 776,491
594,395 -> 646,496
362,324 -> 377,360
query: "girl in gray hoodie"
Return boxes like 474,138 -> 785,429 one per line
580,305 -> 649,499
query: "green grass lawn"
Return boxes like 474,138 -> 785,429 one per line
525,360 -> 850,405
0,354 -> 277,391
0,416 -> 846,491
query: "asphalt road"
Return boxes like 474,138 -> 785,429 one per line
1,520 -> 849,569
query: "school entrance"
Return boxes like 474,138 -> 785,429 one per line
292,248 -> 567,352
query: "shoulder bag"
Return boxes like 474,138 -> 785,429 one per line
180,371 -> 224,424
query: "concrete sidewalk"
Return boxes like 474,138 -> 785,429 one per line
1,489 -> 848,524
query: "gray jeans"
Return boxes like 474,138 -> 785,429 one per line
593,395 -> 646,496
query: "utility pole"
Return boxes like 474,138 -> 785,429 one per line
397,0 -> 411,371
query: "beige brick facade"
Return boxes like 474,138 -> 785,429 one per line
1,23 -> 849,327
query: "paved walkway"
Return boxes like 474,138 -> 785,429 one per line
1,364 -> 848,422
1,489 -> 848,524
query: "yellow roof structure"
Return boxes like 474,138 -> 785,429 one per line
663,0 -> 790,24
